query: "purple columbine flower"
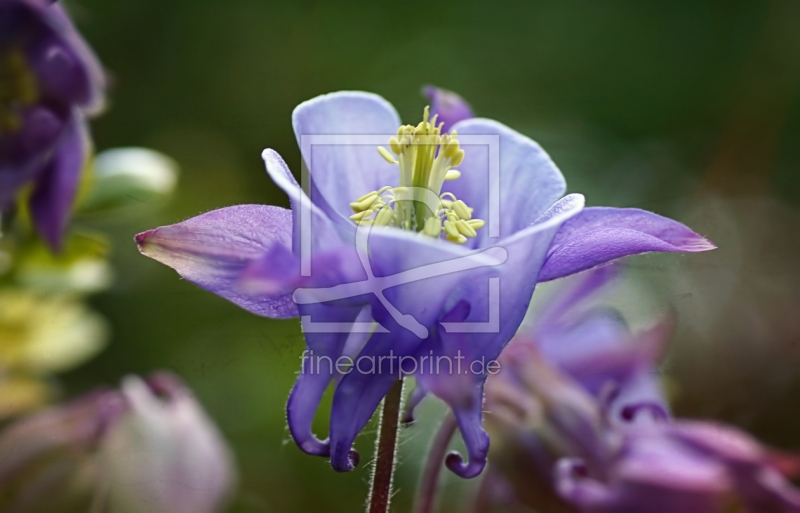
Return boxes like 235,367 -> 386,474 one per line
136,90 -> 714,476
0,0 -> 104,250
484,268 -> 800,512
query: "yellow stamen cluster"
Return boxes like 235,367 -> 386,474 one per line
0,49 -> 39,135
349,107 -> 484,245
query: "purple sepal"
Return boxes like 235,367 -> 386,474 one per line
423,85 -> 474,132
539,207 -> 716,282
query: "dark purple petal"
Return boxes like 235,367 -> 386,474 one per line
29,110 -> 86,250
135,205 -> 299,318
0,105 -> 68,207
444,118 -> 567,246
445,383 -> 490,479
423,85 -> 474,132
0,1 -> 104,111
401,385 -> 427,424
285,304 -> 365,458
534,264 -> 620,332
538,207 -> 716,282
329,364 -> 399,472
40,3 -> 105,112
291,92 -> 401,226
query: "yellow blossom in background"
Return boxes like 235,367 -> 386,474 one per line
0,290 -> 108,417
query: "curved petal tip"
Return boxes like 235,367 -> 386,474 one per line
445,450 -> 487,479
330,445 -> 360,472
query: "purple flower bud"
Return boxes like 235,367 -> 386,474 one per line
101,372 -> 237,513
0,372 -> 236,513
422,85 -> 474,132
0,0 -> 105,250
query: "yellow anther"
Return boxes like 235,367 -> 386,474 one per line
446,233 -> 468,245
451,149 -> 465,166
422,216 -> 442,237
452,200 -> 472,220
351,107 -> 483,245
389,137 -> 403,155
455,219 -> 477,238
467,219 -> 485,230
444,170 -> 461,181
443,139 -> 460,159
374,207 -> 394,226
356,190 -> 378,202
443,219 -> 460,239
349,210 -> 374,221
350,193 -> 379,212
377,146 -> 398,164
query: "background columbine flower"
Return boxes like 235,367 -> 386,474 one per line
0,0 -> 104,250
483,268 -> 800,513
136,90 -> 714,476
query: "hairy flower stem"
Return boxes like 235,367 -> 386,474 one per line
368,378 -> 404,513
413,412 -> 457,513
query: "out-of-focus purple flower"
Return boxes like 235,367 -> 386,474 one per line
484,268 -> 800,513
0,0 -> 105,250
0,388 -> 125,512
136,90 -> 713,476
528,265 -> 672,429
423,85 -> 474,132
0,372 -> 236,513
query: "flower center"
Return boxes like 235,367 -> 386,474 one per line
0,49 -> 39,136
349,106 -> 484,245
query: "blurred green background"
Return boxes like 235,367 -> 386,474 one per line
61,1 -> 800,511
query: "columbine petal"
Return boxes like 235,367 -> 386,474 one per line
423,85 -> 474,132
538,207 -> 716,282
39,3 -> 106,112
285,303 -> 364,458
135,205 -> 298,318
0,105 -> 67,208
429,194 -> 586,379
609,436 -> 730,513
323,199 -> 574,472
262,148 -> 348,250
292,92 -> 401,225
29,111 -> 87,251
446,382 -> 490,479
444,118 -> 567,246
